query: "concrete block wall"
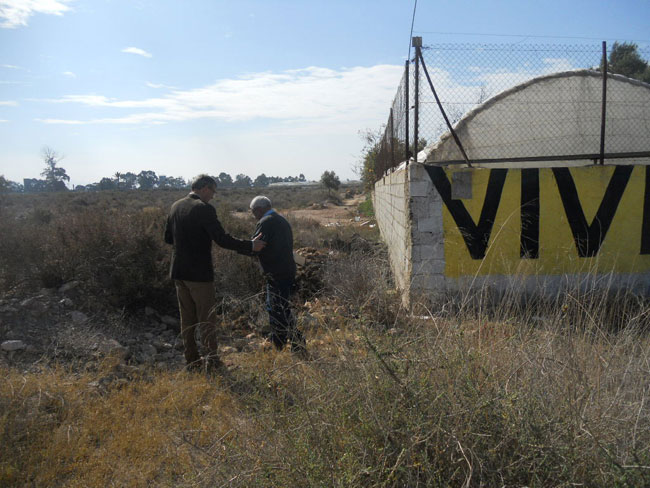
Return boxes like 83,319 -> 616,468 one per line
372,167 -> 411,292
407,163 -> 446,296
374,162 -> 650,305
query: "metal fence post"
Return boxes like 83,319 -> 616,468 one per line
412,37 -> 422,160
389,108 -> 395,167
404,60 -> 410,161
599,41 -> 608,165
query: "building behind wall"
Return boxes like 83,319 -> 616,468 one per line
373,70 -> 650,304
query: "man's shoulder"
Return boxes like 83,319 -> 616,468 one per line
171,194 -> 214,217
260,212 -> 291,233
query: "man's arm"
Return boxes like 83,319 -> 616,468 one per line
163,216 -> 173,245
202,205 -> 265,252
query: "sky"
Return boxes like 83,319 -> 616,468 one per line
0,0 -> 649,187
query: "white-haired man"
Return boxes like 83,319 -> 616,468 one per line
247,195 -> 306,354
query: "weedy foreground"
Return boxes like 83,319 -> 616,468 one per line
1,188 -> 649,487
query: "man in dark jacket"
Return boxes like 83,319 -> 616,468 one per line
164,175 -> 265,371
247,195 -> 306,355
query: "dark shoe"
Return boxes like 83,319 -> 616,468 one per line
270,334 -> 287,351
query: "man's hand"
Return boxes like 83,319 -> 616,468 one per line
252,233 -> 266,252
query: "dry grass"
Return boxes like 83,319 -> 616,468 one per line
2,306 -> 649,487
1,189 -> 649,486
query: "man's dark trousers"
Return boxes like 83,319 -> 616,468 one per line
266,278 -> 302,349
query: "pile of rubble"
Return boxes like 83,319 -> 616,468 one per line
294,247 -> 329,301
0,281 -> 270,374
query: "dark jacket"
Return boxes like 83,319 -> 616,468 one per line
251,210 -> 296,281
164,193 -> 252,282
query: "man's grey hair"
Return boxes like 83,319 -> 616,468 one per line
191,174 -> 217,190
250,195 -> 272,210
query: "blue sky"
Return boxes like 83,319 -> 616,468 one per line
1,0 -> 649,186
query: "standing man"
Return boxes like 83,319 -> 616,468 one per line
247,196 -> 306,355
164,174 -> 265,371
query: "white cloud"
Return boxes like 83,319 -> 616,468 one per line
0,119 -> 8,122
37,64 -> 404,129
146,81 -> 176,89
122,47 -> 152,58
1,64 -> 22,69
0,100 -> 17,106
63,71 -> 76,78
0,0 -> 73,28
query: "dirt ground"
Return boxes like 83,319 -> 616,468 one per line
235,193 -> 371,227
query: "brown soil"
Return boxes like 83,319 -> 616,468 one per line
234,193 -> 371,227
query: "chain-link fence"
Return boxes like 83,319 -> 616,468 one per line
373,41 -> 650,181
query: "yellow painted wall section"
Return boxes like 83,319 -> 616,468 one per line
440,165 -> 650,277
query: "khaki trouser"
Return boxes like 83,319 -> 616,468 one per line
175,280 -> 218,364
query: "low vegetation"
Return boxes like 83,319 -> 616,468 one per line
1,187 -> 649,487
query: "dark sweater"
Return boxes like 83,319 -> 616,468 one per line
251,211 -> 296,281
164,193 -> 252,282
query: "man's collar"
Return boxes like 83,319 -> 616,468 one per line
263,208 -> 275,217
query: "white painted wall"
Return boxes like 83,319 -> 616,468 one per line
372,167 -> 411,293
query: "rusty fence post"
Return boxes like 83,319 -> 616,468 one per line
404,60 -> 410,161
600,41 -> 608,165
413,36 -> 421,160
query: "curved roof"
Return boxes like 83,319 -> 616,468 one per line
424,70 -> 650,166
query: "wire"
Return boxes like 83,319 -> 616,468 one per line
407,0 -> 418,61
413,30 -> 650,43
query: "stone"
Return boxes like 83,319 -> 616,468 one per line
1,340 -> 26,351
99,339 -> 130,361
219,346 -> 238,355
20,298 -> 48,315
141,344 -> 157,357
144,306 -> 157,316
161,315 -> 179,328
70,311 -> 89,324
143,332 -> 154,340
59,298 -> 74,308
58,281 -> 80,294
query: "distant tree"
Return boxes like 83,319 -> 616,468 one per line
0,175 -> 10,193
40,146 -> 69,191
234,173 -> 252,188
121,172 -> 138,190
217,172 -> 233,188
114,172 -> 122,190
603,42 -> 650,82
158,175 -> 169,188
97,177 -> 116,191
357,129 -> 382,190
254,173 -> 269,187
320,170 -> 341,196
137,170 -> 158,190
299,173 -> 306,182
167,176 -> 188,189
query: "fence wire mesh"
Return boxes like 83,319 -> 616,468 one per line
374,43 -> 650,181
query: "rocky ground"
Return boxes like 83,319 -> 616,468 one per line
0,248 -> 337,382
